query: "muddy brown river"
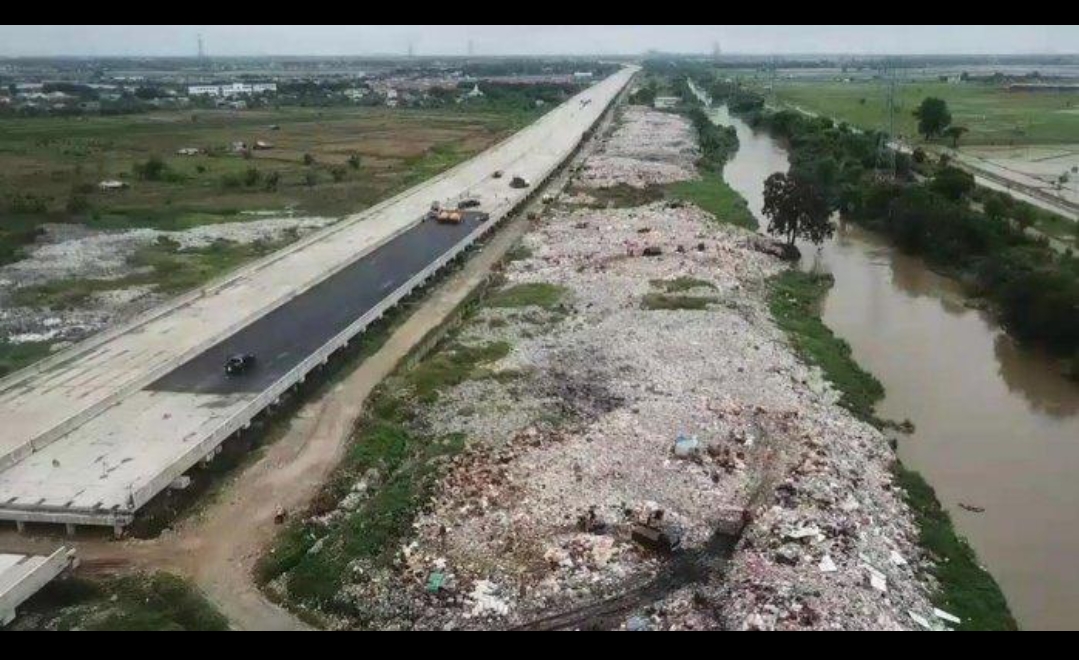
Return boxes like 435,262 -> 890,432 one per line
709,104 -> 1079,630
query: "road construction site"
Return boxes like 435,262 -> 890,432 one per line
0,68 -> 636,533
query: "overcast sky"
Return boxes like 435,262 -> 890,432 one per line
0,25 -> 1076,57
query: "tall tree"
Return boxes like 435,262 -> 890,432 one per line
762,172 -> 834,247
913,97 -> 952,140
944,125 -> 969,148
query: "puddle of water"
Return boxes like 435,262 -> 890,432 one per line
711,102 -> 1079,630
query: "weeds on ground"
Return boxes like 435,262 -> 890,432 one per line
893,464 -> 1018,631
15,573 -> 228,631
649,276 -> 717,293
767,270 -> 883,422
484,282 -> 568,310
665,172 -> 757,230
641,293 -> 718,310
0,340 -> 55,378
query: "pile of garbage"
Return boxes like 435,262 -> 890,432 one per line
578,106 -> 699,189
314,107 -> 939,630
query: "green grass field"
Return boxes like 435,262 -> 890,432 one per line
757,79 -> 1079,146
0,106 -> 534,265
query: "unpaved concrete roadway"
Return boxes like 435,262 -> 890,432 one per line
0,88 -> 624,629
0,215 -> 532,630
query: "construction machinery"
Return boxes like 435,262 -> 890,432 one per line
425,205 -> 490,226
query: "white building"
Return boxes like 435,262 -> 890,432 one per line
188,83 -> 277,98
188,85 -> 222,97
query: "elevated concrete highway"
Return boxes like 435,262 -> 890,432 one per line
0,67 -> 637,531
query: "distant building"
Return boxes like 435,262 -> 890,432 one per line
98,180 -> 128,191
188,83 -> 277,98
465,84 -> 484,99
188,85 -> 222,97
176,148 -> 201,156
573,71 -> 594,80
653,96 -> 679,109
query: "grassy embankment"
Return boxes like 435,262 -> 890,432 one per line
256,277 -> 567,625
767,268 -> 1017,630
12,572 -> 228,631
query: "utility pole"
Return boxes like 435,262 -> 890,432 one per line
881,59 -> 898,177
770,56 -> 778,105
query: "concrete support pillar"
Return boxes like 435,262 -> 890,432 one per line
113,524 -> 125,539
15,520 -> 25,534
64,523 -> 76,537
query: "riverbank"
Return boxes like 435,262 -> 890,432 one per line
689,88 -> 1021,628
768,268 -> 1016,630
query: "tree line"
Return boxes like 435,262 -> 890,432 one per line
720,85 -> 1078,377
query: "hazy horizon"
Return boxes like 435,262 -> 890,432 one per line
0,25 -> 1076,58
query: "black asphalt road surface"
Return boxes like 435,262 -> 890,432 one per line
148,214 -> 486,395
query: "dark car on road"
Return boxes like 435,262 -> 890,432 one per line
224,353 -> 257,376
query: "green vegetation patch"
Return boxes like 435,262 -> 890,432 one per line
650,276 -> 717,293
406,340 -> 511,402
767,270 -> 884,422
14,572 -> 228,631
665,171 -> 758,230
484,282 -> 568,310
641,293 -> 718,310
580,183 -> 666,209
0,339 -> 55,378
503,242 -> 533,263
893,464 -> 1018,630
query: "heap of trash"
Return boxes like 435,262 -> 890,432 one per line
577,106 -> 699,189
295,106 -> 941,630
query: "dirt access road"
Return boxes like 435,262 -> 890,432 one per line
0,213 -> 533,630
0,94 -> 626,630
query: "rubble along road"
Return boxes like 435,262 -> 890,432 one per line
267,104 -> 943,630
